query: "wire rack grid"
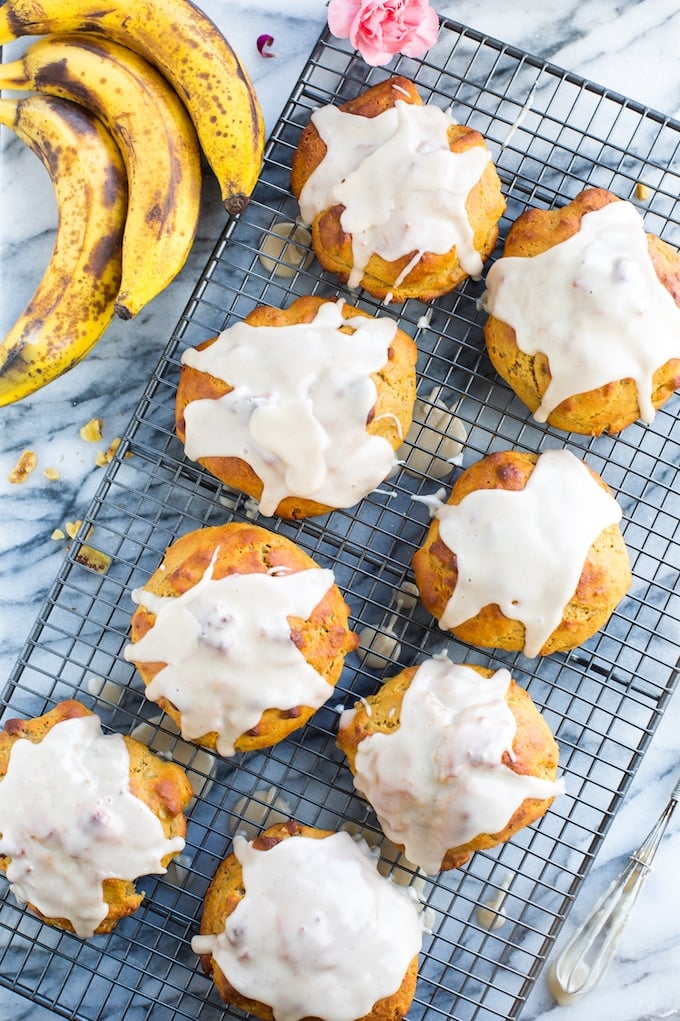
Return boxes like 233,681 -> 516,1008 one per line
2,17 -> 680,1021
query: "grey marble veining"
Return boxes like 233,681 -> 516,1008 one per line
1,2 -> 679,1020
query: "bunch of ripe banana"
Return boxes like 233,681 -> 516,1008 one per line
0,0 -> 265,405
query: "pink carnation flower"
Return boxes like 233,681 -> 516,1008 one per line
328,0 -> 440,67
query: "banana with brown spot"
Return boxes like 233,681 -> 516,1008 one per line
0,33 -> 203,319
0,94 -> 127,405
0,0 -> 265,215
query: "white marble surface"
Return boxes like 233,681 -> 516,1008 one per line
1,2 -> 679,1020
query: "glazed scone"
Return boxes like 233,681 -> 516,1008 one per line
176,294 -> 417,519
337,656 -> 564,873
291,76 -> 506,303
0,700 -> 192,937
125,522 -> 359,756
484,187 -> 680,434
192,820 -> 422,1021
411,449 -> 632,656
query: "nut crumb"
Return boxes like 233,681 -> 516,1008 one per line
635,182 -> 650,201
75,544 -> 111,574
51,528 -> 66,541
80,418 -> 103,443
65,519 -> 82,540
96,436 -> 122,467
9,450 -> 37,484
43,467 -> 60,481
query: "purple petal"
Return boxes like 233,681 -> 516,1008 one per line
257,33 -> 276,58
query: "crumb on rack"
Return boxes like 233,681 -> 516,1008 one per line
75,544 -> 111,574
80,417 -> 104,443
8,450 -> 37,484
635,182 -> 650,201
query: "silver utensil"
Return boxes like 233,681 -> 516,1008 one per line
548,771 -> 680,1005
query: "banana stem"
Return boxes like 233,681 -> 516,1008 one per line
0,61 -> 27,89
0,97 -> 20,127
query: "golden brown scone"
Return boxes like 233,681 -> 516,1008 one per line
128,522 -> 359,753
0,699 -> 192,935
337,663 -> 561,870
484,188 -> 680,434
411,450 -> 631,655
195,820 -> 419,1021
290,76 -> 506,303
176,294 -> 417,519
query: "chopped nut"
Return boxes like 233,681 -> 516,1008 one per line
43,467 -> 60,481
65,519 -> 82,540
8,450 -> 37,484
80,418 -> 103,443
75,544 -> 111,574
51,528 -> 66,541
96,436 -> 122,467
635,182 -> 650,201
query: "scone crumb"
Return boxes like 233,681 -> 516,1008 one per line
80,418 -> 104,443
65,519 -> 83,540
8,449 -> 37,484
96,437 -> 122,467
51,528 -> 66,541
75,544 -> 111,574
635,182 -> 650,201
43,467 -> 60,481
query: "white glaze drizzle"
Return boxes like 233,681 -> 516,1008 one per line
433,449 -> 624,656
298,101 -> 491,288
484,200 -> 680,424
0,714 -> 184,937
191,831 -> 422,1021
124,554 -> 336,757
341,656 -> 564,874
180,300 -> 399,516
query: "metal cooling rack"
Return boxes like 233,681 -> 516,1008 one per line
2,17 -> 680,1021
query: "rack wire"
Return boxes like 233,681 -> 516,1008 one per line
2,17 -> 680,1021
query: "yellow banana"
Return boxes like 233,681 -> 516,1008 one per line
0,0 -> 265,215
0,34 -> 203,320
0,94 -> 127,406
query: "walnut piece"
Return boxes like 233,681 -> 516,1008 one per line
8,450 -> 37,484
80,418 -> 104,442
75,545 -> 111,574
96,436 -> 122,467
65,520 -> 82,540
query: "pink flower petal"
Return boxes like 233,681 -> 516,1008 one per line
256,33 -> 276,58
327,0 -> 362,38
327,0 -> 439,67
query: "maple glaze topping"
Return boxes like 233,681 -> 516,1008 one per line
299,100 -> 490,288
0,714 -> 184,937
434,449 -> 623,656
342,657 -> 563,874
485,200 -> 680,424
125,553 -> 336,756
192,830 -> 423,1021
181,300 -> 399,515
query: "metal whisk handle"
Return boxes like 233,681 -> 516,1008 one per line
548,778 -> 680,1004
